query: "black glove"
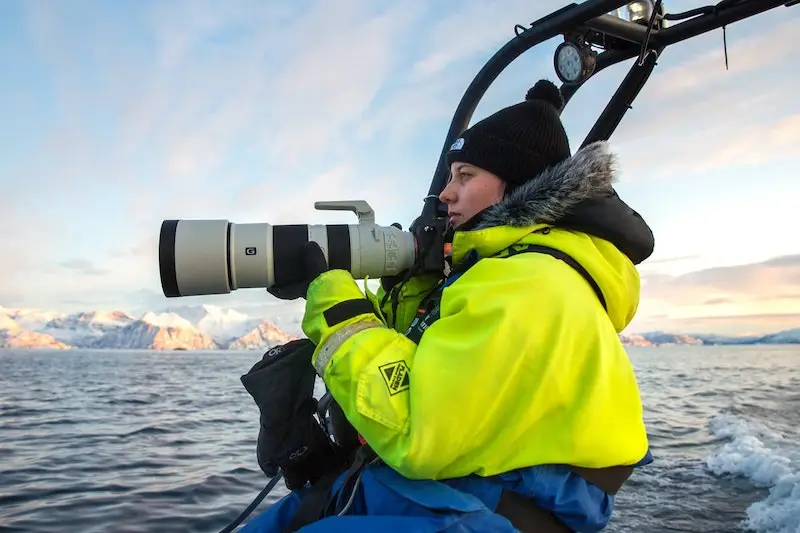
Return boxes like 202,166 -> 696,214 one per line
267,241 -> 329,301
240,338 -> 348,489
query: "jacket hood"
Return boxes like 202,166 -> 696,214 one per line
471,141 -> 654,265
450,141 -> 654,332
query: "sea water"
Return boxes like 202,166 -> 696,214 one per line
0,345 -> 798,533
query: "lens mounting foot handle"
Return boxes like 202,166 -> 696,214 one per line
315,201 -> 376,225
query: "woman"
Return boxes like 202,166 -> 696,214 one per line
244,79 -> 655,532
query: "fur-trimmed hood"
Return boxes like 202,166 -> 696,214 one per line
475,141 -> 617,229
469,141 -> 654,265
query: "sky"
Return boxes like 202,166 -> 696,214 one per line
0,0 -> 798,336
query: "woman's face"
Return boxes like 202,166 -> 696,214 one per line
439,162 -> 506,228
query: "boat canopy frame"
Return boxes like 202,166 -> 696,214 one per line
411,0 -> 796,245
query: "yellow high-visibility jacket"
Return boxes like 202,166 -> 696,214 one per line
302,141 -> 654,481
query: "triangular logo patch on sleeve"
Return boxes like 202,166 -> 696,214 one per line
378,360 -> 410,395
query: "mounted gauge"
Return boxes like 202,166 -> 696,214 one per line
553,41 -> 596,85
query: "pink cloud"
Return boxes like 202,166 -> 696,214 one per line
641,254 -> 800,304
629,255 -> 800,334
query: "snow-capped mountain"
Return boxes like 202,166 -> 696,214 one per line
618,334 -> 654,347
747,328 -> 800,345
0,312 -> 19,332
160,304 -> 262,345
227,320 -> 297,350
0,328 -> 71,349
0,313 -> 70,349
0,304 -> 299,350
45,310 -> 133,331
41,310 -> 135,347
0,306 -> 66,331
88,312 -> 218,350
629,333 -> 705,346
620,329 -> 800,346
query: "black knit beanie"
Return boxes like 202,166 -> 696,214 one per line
445,80 -> 571,187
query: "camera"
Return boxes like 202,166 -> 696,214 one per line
158,200 -> 425,298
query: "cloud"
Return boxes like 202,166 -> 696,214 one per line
640,254 -> 701,267
109,237 -> 158,260
56,259 -> 108,276
113,286 -> 308,318
0,199 -> 72,306
645,18 -> 797,100
630,254 -> 800,332
628,313 -> 800,336
773,294 -> 800,301
18,2 -> 427,192
229,165 -> 355,223
406,0 -> 564,79
617,111 -> 800,180
606,16 -> 800,180
642,254 -> 800,303
353,0 -> 569,148
255,4 -> 425,165
703,297 -> 732,306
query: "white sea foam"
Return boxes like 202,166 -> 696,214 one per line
707,413 -> 800,533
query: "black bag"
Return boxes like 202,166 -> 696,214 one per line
240,339 -> 349,490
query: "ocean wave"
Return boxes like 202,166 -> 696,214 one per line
707,413 -> 800,533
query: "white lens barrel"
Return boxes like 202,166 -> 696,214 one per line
159,219 -> 417,298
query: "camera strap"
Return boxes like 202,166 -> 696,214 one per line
404,243 -> 605,345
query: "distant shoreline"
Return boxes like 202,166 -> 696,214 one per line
2,305 -> 797,350
2,341 -> 799,352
